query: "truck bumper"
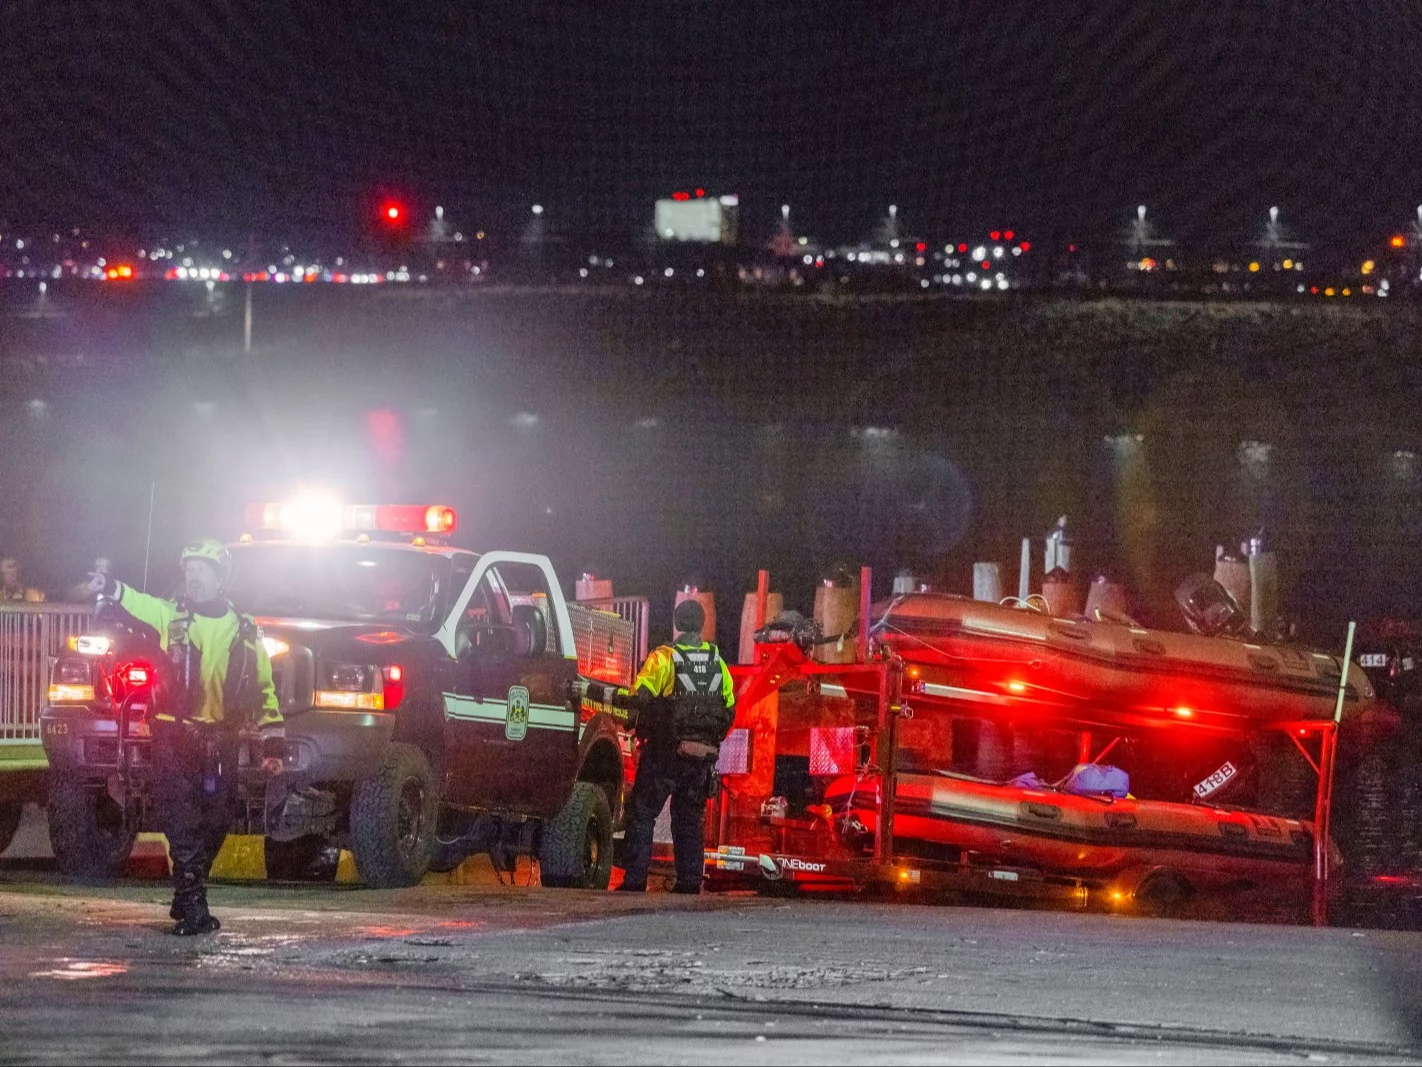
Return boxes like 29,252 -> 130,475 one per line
38,705 -> 395,785
281,708 -> 396,782
39,706 -> 132,779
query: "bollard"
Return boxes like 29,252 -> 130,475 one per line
1041,567 -> 1082,617
739,589 -> 784,664
814,568 -> 860,664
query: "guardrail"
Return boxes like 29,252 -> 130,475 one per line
0,603 -> 93,742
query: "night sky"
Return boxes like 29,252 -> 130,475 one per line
2,1 -> 1420,246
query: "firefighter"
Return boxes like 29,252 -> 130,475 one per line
88,538 -> 283,935
615,599 -> 735,894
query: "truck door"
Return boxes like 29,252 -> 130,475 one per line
442,559 -> 579,815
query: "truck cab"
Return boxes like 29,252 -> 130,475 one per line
40,502 -> 640,889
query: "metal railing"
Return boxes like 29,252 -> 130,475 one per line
0,603 -> 93,741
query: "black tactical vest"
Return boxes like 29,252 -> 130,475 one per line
669,644 -> 733,747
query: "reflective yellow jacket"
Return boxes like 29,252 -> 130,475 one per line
633,639 -> 736,707
112,580 -> 282,736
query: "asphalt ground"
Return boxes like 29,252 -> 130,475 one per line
2,846 -> 1421,1067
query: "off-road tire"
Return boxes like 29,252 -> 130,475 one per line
264,835 -> 338,882
0,802 -> 23,855
539,782 -> 613,889
349,743 -> 438,888
46,768 -> 136,880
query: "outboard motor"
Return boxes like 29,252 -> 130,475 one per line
1175,573 -> 1250,638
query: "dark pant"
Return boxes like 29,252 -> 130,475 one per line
151,721 -> 239,907
621,744 -> 713,890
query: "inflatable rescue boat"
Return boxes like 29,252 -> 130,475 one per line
824,770 -> 1322,891
872,593 -> 1375,731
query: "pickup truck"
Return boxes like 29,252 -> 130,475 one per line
40,503 -> 642,888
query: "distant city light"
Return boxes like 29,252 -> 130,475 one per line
531,204 -> 544,215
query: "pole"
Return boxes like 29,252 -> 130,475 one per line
857,566 -> 872,662
243,283 -> 253,355
1018,537 -> 1032,601
755,569 -> 769,630
141,481 -> 156,593
1313,620 -> 1356,927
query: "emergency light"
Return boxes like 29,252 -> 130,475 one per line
244,501 -> 457,539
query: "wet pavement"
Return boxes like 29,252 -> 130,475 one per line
2,859 -> 1421,1065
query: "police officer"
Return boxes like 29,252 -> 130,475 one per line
89,538 -> 282,935
615,599 -> 735,894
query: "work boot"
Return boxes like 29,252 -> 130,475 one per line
171,893 -> 221,937
170,867 -> 220,936
671,882 -> 702,895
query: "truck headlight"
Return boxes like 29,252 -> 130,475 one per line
48,658 -> 98,704
314,662 -> 385,710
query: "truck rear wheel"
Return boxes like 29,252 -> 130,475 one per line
349,743 -> 438,888
539,782 -> 613,889
46,770 -> 136,880
0,802 -> 22,855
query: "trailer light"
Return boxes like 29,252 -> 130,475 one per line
1173,706 -> 1193,718
1006,680 -> 1027,694
72,635 -> 111,656
48,683 -> 96,704
261,637 -> 289,659
385,665 -> 402,682
125,666 -> 150,686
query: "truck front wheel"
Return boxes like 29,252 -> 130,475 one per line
46,770 -> 136,880
349,743 -> 438,888
539,782 -> 613,889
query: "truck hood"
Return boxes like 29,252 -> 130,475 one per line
254,617 -> 430,660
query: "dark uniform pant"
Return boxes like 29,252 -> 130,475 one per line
620,743 -> 714,891
151,721 -> 239,907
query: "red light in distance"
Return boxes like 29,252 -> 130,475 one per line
1391,235 -> 1407,248
383,204 -> 402,222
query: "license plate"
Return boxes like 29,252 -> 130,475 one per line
1359,653 -> 1389,668
1194,761 -> 1238,799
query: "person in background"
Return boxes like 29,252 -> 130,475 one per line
0,557 -> 45,602
69,557 -> 112,602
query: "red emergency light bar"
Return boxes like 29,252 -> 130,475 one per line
244,502 -> 457,537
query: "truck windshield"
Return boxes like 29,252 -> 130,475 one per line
227,544 -> 454,630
